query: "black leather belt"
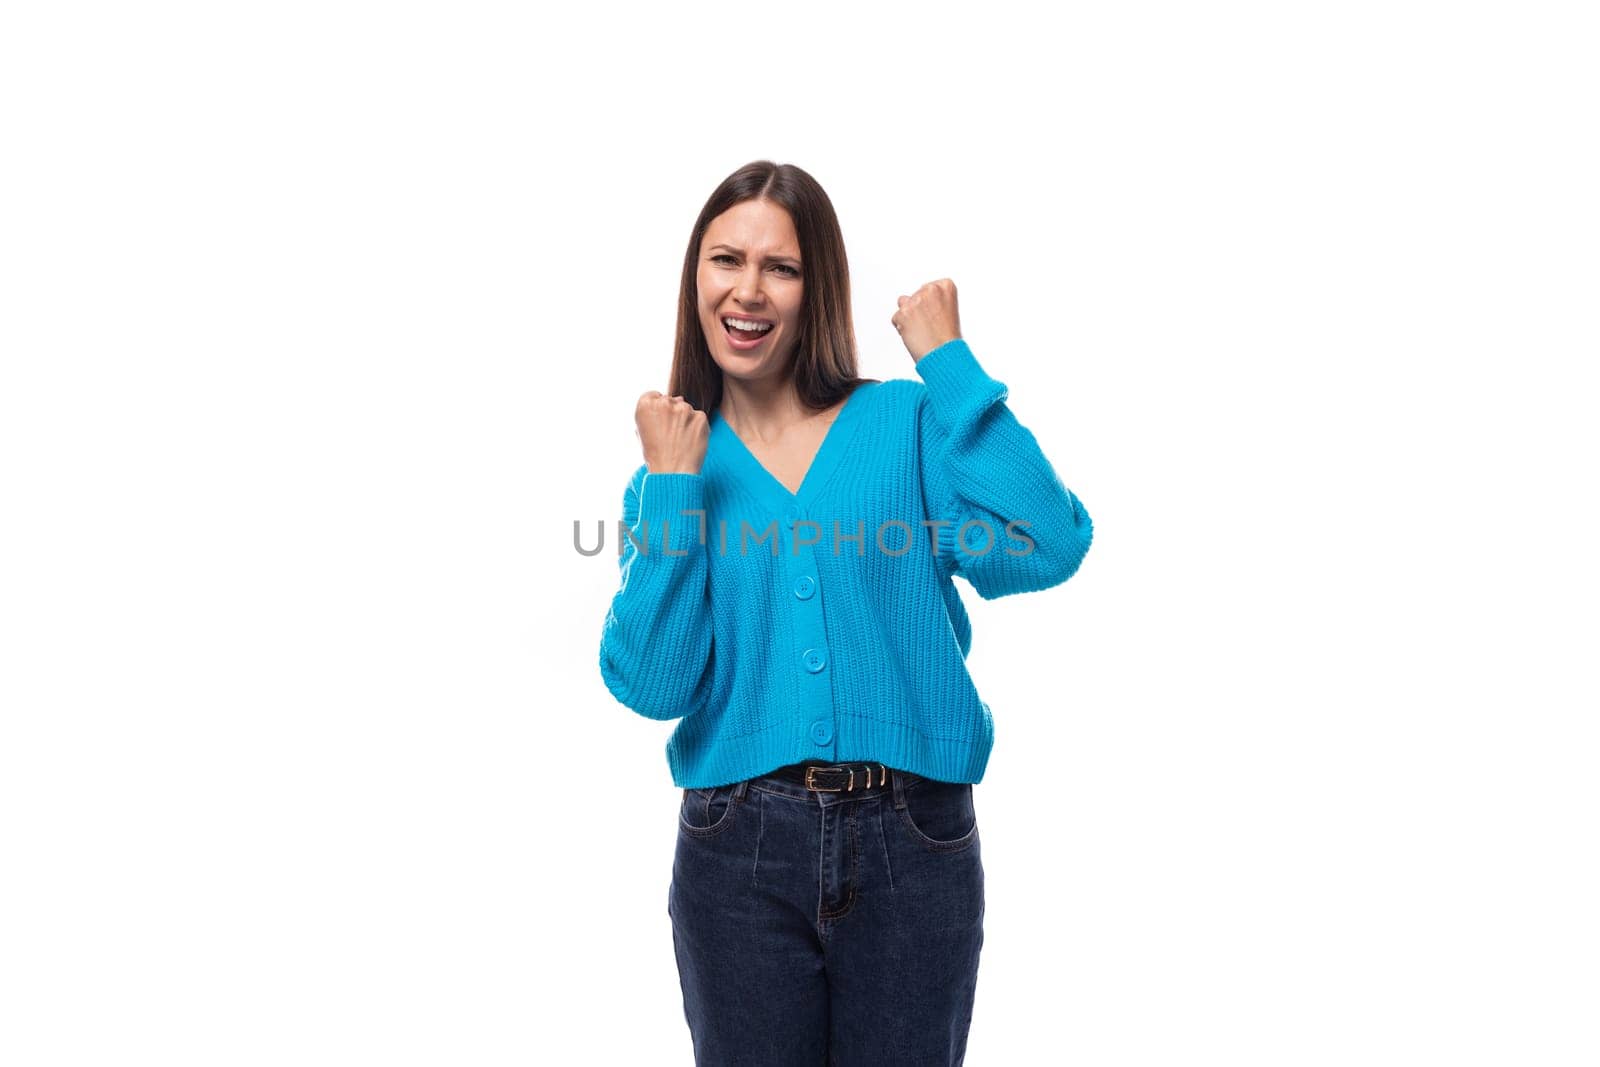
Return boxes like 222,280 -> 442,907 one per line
768,761 -> 895,793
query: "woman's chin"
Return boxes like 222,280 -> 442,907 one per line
710,345 -> 791,380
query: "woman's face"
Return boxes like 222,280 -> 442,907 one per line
696,199 -> 805,386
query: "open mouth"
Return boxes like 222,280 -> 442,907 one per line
722,316 -> 774,349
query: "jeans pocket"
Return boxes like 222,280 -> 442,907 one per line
897,779 -> 978,852
679,785 -> 739,837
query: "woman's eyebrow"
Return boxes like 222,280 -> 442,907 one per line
708,243 -> 802,264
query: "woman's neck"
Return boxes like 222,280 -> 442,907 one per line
718,375 -> 814,446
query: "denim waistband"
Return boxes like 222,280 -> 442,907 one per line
742,760 -> 927,803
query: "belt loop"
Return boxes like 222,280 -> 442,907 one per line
733,779 -> 749,801
891,766 -> 908,811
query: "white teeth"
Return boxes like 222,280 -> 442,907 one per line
723,317 -> 773,333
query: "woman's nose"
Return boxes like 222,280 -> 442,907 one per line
732,266 -> 766,302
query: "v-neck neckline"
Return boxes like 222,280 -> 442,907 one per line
710,382 -> 877,515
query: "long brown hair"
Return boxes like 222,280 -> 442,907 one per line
668,160 -> 880,415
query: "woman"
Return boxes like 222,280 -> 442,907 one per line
598,160 -> 1094,1066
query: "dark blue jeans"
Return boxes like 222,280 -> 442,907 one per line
666,762 -> 985,1066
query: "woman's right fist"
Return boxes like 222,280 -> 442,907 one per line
635,391 -> 709,475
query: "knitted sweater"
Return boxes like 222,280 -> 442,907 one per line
597,338 -> 1093,789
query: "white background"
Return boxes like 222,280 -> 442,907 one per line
3,1 -> 1596,1064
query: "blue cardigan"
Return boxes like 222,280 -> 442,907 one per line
598,338 -> 1093,788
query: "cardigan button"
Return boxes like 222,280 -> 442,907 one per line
784,505 -> 800,524
810,720 -> 833,745
802,648 -> 827,673
793,575 -> 815,599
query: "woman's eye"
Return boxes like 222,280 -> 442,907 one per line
711,255 -> 800,278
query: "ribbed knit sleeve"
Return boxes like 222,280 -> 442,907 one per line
597,465 -> 716,720
915,338 -> 1094,599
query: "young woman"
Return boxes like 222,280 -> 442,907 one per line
598,160 -> 1094,1066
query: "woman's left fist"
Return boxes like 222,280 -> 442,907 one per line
892,279 -> 962,363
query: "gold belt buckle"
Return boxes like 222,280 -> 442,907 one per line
805,766 -> 843,792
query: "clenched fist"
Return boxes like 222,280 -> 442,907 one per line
891,279 -> 963,363
635,392 -> 709,475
